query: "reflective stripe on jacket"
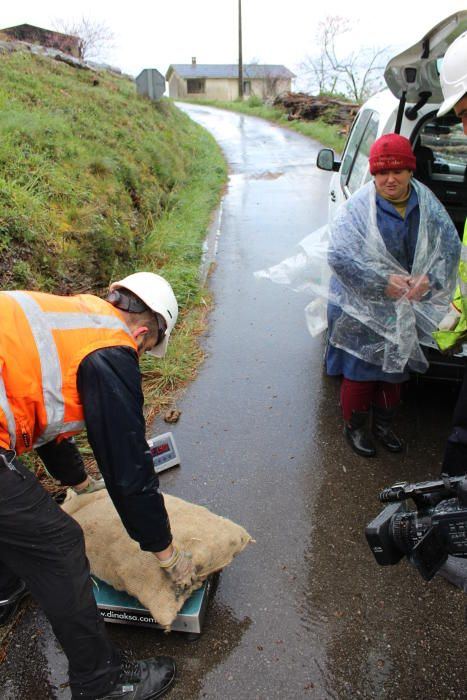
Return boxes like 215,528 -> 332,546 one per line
0,291 -> 138,453
433,219 -> 467,351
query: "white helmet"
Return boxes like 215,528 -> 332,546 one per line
110,272 -> 178,357
438,31 -> 467,116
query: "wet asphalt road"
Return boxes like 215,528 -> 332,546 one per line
1,105 -> 466,700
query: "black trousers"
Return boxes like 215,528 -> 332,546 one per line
442,365 -> 467,476
0,451 -> 121,698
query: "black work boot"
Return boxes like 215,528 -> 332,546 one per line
0,580 -> 29,626
372,406 -> 403,452
344,411 -> 376,457
92,656 -> 176,700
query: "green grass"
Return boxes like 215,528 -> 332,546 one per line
0,49 -> 227,433
0,51 -> 226,295
176,96 -> 346,153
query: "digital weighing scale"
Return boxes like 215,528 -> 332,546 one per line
93,576 -> 213,635
147,432 -> 180,473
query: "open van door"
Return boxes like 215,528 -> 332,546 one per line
385,11 -> 467,126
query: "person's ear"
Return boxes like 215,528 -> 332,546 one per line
132,326 -> 150,356
132,326 -> 149,346
133,326 -> 149,339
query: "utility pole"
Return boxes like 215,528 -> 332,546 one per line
238,0 -> 243,99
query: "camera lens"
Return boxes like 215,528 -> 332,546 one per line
390,511 -> 431,553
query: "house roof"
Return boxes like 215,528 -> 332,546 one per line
166,64 -> 295,80
0,24 -> 79,41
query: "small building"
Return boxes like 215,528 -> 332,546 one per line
0,24 -> 81,58
166,59 -> 295,101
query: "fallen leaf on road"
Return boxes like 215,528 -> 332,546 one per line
164,408 -> 182,423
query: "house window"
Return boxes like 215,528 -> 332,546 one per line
243,80 -> 251,96
187,79 -> 205,94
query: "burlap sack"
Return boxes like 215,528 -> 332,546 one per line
62,489 -> 252,629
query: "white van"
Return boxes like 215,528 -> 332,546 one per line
316,11 -> 467,380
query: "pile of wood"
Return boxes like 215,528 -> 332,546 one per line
274,92 -> 360,129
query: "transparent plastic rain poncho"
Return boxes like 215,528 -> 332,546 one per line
256,180 -> 461,374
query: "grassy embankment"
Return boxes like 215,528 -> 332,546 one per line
176,95 -> 346,152
0,49 -> 227,438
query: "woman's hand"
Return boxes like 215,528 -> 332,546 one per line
385,274 -> 411,299
406,274 -> 430,301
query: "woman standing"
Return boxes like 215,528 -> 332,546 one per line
326,134 -> 460,457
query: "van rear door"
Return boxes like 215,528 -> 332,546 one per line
385,11 -> 467,105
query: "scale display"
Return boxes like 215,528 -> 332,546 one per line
147,431 -> 180,473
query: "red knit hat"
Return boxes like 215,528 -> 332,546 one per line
369,134 -> 416,175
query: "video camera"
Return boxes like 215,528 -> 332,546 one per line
365,474 -> 467,580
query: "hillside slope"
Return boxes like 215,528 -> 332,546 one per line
0,49 -> 226,306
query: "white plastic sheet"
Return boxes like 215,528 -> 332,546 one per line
256,180 -> 460,374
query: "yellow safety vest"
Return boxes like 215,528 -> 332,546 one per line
433,219 -> 467,351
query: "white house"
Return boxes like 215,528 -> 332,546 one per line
166,59 -> 295,101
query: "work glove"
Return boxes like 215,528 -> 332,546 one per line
72,476 -> 107,495
437,304 -> 461,331
158,546 -> 198,596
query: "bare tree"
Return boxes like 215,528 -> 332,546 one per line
244,60 -> 286,101
262,69 -> 283,100
301,16 -> 389,102
52,17 -> 115,61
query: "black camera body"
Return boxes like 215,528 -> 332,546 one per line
366,475 -> 467,580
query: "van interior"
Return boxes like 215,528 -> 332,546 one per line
413,113 -> 467,238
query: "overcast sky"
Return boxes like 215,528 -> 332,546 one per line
1,2 -> 464,85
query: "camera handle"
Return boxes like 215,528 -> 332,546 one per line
379,474 -> 467,508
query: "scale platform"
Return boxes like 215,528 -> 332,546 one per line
92,577 -> 213,635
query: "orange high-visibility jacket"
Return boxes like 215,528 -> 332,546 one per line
0,291 -> 138,454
